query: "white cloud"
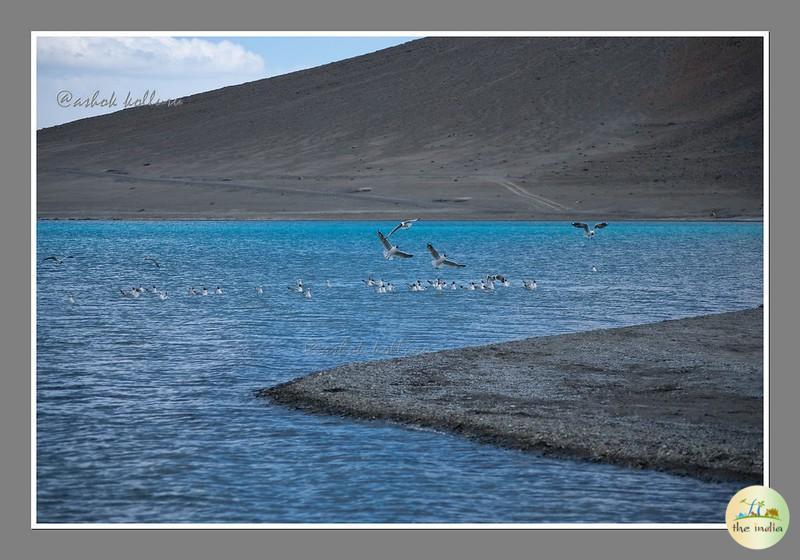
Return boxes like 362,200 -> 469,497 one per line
37,37 -> 266,128
38,36 -> 265,77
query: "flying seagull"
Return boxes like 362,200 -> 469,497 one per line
387,218 -> 420,237
41,255 -> 74,265
143,256 -> 160,268
572,222 -> 608,238
377,231 -> 414,260
426,243 -> 466,268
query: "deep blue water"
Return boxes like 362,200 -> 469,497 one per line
36,221 -> 763,523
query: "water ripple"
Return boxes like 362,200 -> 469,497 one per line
36,221 -> 762,523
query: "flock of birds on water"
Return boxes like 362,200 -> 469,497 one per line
41,220 -> 608,305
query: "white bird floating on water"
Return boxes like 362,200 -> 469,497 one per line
304,287 -> 312,299
256,286 -> 264,295
215,287 -> 223,295
427,243 -> 466,268
572,221 -> 608,238
408,280 -> 426,292
522,279 -> 537,291
374,280 -> 395,293
592,266 -> 598,273
377,231 -> 414,260
289,280 -> 304,293
387,218 -> 420,237
68,295 -> 76,305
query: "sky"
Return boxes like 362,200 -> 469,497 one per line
36,35 -> 419,129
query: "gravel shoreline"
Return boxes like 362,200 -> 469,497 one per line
259,309 -> 763,482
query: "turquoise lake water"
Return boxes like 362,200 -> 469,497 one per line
36,221 -> 763,523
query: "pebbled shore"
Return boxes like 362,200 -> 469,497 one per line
259,308 -> 763,482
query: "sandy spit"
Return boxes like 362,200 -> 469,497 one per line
259,309 -> 763,482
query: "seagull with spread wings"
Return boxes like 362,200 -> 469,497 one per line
41,255 -> 74,265
572,222 -> 608,238
426,243 -> 466,268
377,231 -> 414,260
143,256 -> 160,268
387,218 -> 419,237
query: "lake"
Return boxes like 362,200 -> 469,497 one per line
36,220 -> 763,523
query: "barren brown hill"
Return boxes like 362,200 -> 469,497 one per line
37,36 -> 763,220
